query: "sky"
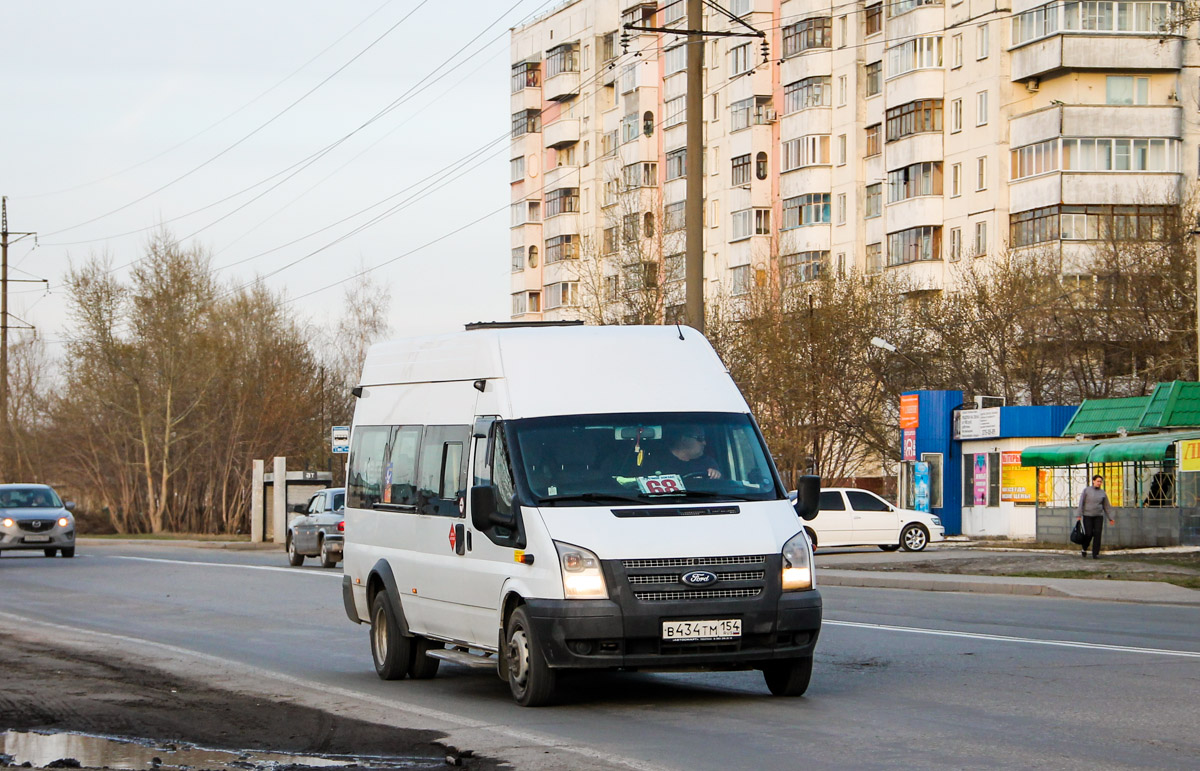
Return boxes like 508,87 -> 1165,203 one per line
1,0 -> 554,354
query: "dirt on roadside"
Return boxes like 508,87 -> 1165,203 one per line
0,633 -> 502,770
831,549 -> 1200,589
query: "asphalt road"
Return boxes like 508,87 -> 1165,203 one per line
2,542 -> 1198,770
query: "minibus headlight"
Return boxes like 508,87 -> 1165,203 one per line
555,541 -> 608,600
781,531 -> 814,592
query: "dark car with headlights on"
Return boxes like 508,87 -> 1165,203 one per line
0,484 -> 76,558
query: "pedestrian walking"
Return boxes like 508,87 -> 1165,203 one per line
1077,474 -> 1115,559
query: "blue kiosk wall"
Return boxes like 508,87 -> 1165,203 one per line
904,390 -> 964,535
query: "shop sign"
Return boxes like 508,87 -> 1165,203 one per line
973,454 -> 989,506
1181,440 -> 1200,472
899,394 -> 919,430
955,407 -> 1001,440
902,429 -> 916,461
1000,451 -> 1036,503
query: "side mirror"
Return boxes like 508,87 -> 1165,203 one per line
470,485 -> 516,530
793,475 -> 820,521
64,502 -> 76,511
291,503 -> 307,514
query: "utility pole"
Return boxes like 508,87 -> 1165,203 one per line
1,196 -> 38,479
623,2 -> 766,335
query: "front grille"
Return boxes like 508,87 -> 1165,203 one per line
634,588 -> 762,602
622,555 -> 766,569
17,520 -> 55,533
628,570 -> 764,585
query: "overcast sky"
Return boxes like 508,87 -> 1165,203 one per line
2,0 -> 551,353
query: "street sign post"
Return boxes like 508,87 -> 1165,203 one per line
331,426 -> 350,454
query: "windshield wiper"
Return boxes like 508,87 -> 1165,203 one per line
537,492 -> 648,506
640,490 -> 754,501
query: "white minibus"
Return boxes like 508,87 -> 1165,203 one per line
341,322 -> 821,706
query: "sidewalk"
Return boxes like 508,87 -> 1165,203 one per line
817,568 -> 1200,606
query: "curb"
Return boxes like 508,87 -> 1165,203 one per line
818,569 -> 1200,606
78,538 -> 279,552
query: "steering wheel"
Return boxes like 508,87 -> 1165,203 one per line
681,472 -> 710,481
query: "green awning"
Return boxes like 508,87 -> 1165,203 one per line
1021,442 -> 1098,467
1023,430 -> 1200,467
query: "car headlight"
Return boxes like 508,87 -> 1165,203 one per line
781,531 -> 814,592
58,517 -> 71,528
930,516 -> 942,526
1,518 -> 13,528
555,541 -> 608,600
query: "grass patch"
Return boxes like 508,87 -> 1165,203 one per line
1004,570 -> 1200,590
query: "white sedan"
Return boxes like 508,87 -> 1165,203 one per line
802,487 -> 945,552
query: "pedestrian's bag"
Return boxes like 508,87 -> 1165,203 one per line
1069,519 -> 1086,545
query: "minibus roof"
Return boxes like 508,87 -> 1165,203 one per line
358,325 -> 749,418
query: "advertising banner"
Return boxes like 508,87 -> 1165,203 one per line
973,454 -> 989,506
900,394 -> 920,430
914,462 -> 931,513
955,408 -> 1001,440
1000,451 -> 1036,503
902,429 -> 916,461
1181,440 -> 1200,472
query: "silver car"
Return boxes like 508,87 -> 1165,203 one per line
0,484 -> 77,558
286,487 -> 344,568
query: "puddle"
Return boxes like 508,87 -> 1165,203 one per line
0,731 -> 444,770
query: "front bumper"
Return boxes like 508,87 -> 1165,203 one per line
524,555 -> 821,671
0,527 -> 75,551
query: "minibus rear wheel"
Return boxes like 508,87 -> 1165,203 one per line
409,637 -> 443,679
762,655 -> 813,697
505,606 -> 556,707
370,592 -> 412,680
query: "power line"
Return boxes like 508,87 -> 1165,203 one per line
39,0 -> 434,239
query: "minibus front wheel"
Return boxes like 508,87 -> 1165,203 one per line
370,591 -> 412,680
762,655 -> 813,697
505,606 -> 557,707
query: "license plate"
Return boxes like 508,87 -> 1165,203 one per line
23,535 -> 51,543
662,619 -> 742,641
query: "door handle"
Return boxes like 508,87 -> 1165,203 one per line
454,523 -> 466,555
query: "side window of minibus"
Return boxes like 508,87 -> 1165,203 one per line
347,426 -> 391,509
416,425 -> 470,516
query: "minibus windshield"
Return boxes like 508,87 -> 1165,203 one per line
510,412 -> 781,506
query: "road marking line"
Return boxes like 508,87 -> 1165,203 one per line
0,610 -> 668,771
108,555 -> 341,578
826,619 -> 1200,658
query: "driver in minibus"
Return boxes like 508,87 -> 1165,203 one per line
657,425 -> 722,480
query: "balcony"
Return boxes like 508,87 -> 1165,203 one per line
1012,104 -> 1182,147
544,70 -> 580,102
1011,36 -> 1182,82
544,118 -> 580,149
1011,172 -> 1182,211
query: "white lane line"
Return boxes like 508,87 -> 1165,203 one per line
826,619 -> 1200,659
109,555 -> 341,578
0,610 -> 669,771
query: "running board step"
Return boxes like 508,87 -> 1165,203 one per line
426,648 -> 498,669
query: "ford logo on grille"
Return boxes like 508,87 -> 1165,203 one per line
680,570 -> 718,587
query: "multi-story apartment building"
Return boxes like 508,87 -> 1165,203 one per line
509,0 -> 1198,321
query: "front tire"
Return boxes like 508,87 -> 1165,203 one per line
804,527 -> 817,550
319,538 -> 338,568
409,636 -> 443,680
763,656 -> 814,696
900,523 -> 929,552
43,548 -> 58,557
370,592 -> 411,680
287,534 -> 304,566
61,547 -> 76,558
505,606 -> 556,707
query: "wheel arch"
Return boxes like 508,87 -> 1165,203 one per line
367,559 -> 411,636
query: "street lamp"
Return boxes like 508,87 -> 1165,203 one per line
870,336 -> 897,353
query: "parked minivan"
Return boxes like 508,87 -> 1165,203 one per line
341,323 -> 821,706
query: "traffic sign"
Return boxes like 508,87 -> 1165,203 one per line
331,426 -> 350,454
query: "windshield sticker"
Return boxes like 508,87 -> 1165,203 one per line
637,474 -> 686,495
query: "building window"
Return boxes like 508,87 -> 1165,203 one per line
891,0 -> 943,15
545,281 -> 578,309
886,36 -> 942,77
510,200 -> 540,226
837,193 -> 847,224
887,162 -> 943,202
511,61 -> 540,93
666,148 -> 687,181
1011,0 -> 1182,47
730,96 -> 772,131
546,43 -> 579,78
952,34 -> 963,68
603,226 -> 617,254
838,75 -> 847,105
512,292 -> 527,316
729,43 -> 753,76
782,17 -> 832,57
784,76 -> 831,113
622,161 -> 658,188
976,156 -> 988,190
1011,204 -> 1172,246
511,247 -> 524,272
545,187 -> 579,217
866,124 -> 881,156
620,63 -> 637,93
865,242 -> 882,275
623,213 -> 640,243
887,226 -> 942,265
666,201 -> 686,232
781,251 -> 828,284
729,0 -> 753,17
782,135 -> 831,170
601,32 -> 617,61
839,15 -> 848,47
973,221 -> 988,256
865,184 -> 882,218
782,194 -> 831,228
665,253 -> 685,283
976,90 -> 989,125
756,152 -> 768,179
1011,138 -> 1059,179
527,291 -> 541,313
665,96 -> 687,127
511,109 -> 541,137
510,156 -> 525,183
977,24 -> 990,58
951,98 -> 962,132
545,235 -> 578,262
865,3 -> 883,35
951,162 -> 961,196
730,264 -> 752,296
730,208 -> 771,240
1107,75 -> 1151,105
949,227 -> 962,261
664,0 -> 686,24
885,99 -> 943,142
665,44 -> 687,74
865,61 -> 882,96
732,154 -> 751,186
838,135 -> 847,165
